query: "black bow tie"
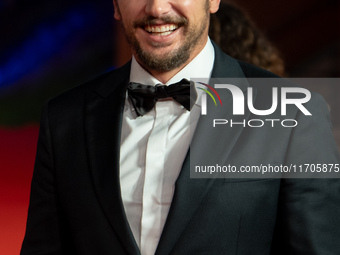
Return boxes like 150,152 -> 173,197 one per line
127,79 -> 197,116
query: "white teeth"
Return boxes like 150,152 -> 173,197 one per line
159,31 -> 172,36
163,31 -> 171,36
144,24 -> 178,34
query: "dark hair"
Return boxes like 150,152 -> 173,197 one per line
209,3 -> 285,76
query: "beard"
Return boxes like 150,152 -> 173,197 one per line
120,2 -> 210,72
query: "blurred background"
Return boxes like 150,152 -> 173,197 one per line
0,0 -> 339,253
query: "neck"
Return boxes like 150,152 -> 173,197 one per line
147,67 -> 183,85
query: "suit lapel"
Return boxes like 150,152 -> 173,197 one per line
156,44 -> 254,255
84,63 -> 140,255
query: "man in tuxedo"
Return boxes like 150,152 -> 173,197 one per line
21,0 -> 340,254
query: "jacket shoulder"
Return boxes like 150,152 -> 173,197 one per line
40,62 -> 130,124
52,63 -> 129,103
46,63 -> 130,110
238,60 -> 280,78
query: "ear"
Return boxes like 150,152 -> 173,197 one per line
209,0 -> 221,14
113,0 -> 122,20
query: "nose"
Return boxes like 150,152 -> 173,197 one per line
145,0 -> 172,18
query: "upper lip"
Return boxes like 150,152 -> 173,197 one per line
144,24 -> 178,33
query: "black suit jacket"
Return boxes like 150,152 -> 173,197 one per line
21,44 -> 340,254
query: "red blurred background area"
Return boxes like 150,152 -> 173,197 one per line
0,125 -> 39,254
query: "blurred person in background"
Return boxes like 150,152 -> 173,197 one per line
209,2 -> 285,76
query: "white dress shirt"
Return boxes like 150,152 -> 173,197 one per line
119,38 -> 215,255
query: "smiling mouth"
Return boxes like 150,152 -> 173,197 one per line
144,24 -> 179,36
